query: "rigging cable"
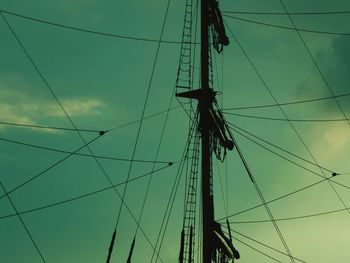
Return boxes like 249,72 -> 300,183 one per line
0,121 -> 100,133
0,164 -> 173,220
223,14 -> 350,36
227,122 -> 350,176
231,236 -> 283,263
222,228 -> 307,263
227,206 -> 350,224
225,21 -> 350,216
134,0 -> 201,245
0,102 -> 186,134
108,104 -> 185,132
151,114 -> 199,263
221,48 -> 229,213
221,10 -> 350,15
0,182 -> 46,262
223,112 -> 350,122
132,81 -> 178,248
215,158 -> 228,216
0,135 -> 173,164
280,0 -> 350,130
277,0 -> 350,214
277,0 -> 350,128
0,8 -> 184,44
230,130 -> 297,263
213,46 -> 228,213
226,123 -> 350,190
217,176 -> 337,221
0,134 -> 103,200
222,92 -> 350,111
0,12 -> 165,260
106,0 -> 173,261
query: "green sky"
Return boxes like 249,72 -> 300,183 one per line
0,0 -> 349,262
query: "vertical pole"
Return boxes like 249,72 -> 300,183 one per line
178,229 -> 185,263
189,225 -> 194,263
200,0 -> 214,263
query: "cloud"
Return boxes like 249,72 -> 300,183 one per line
312,124 -> 350,164
323,125 -> 350,150
0,76 -> 105,133
44,98 -> 105,117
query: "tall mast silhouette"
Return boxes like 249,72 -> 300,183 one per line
199,0 -> 213,262
177,1 -> 238,262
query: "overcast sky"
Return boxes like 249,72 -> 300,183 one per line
0,0 -> 350,262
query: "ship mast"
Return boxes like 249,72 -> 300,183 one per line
199,0 -> 214,262
176,0 -> 237,262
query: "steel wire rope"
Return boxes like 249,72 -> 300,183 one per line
0,164 -> 173,220
105,0 -> 174,261
223,112 -> 350,122
227,124 -> 326,177
0,182 -> 46,263
221,228 -> 307,263
0,134 -> 103,200
230,131 -> 296,262
0,12 -> 166,260
0,121 -> 100,133
153,134 -> 195,263
215,158 -> 229,216
150,115 -> 198,263
212,46 -> 221,99
0,103 -> 186,134
212,39 -> 229,217
226,206 -> 350,224
221,51 -> 230,215
221,229 -> 285,262
278,0 -> 350,213
223,14 -> 350,36
217,177 -> 329,221
220,45 -> 229,215
230,236 -> 283,262
0,136 -> 173,164
108,104 -> 186,132
226,124 -> 350,190
225,20 -> 350,216
0,12 -> 99,140
226,122 -> 339,175
1,11 -> 112,178
225,155 -> 229,216
222,10 -> 350,16
133,82 -> 180,242
0,8 -> 189,45
277,0 -> 350,127
278,0 -> 350,216
1,11 -> 161,220
222,92 -> 350,111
